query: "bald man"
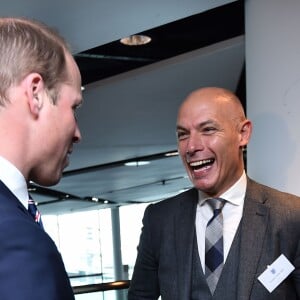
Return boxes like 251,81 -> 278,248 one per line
128,87 -> 300,300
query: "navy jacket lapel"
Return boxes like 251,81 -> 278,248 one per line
237,179 -> 270,299
175,188 -> 198,300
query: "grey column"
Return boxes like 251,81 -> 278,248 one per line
111,207 -> 126,300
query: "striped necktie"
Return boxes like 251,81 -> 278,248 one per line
28,196 -> 43,228
205,198 -> 226,294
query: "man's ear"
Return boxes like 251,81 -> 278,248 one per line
24,73 -> 45,117
239,119 -> 252,147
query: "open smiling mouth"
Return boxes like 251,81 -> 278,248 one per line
189,159 -> 215,171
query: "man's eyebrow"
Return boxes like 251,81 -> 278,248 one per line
176,120 -> 216,130
198,120 -> 216,127
176,125 -> 186,131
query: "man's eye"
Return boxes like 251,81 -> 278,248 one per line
73,106 -> 80,120
203,127 -> 216,133
73,104 -> 81,115
177,131 -> 188,140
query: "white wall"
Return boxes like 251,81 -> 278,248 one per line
245,0 -> 300,195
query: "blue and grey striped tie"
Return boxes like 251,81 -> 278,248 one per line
205,198 -> 226,294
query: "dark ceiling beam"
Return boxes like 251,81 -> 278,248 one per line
75,1 -> 244,85
75,53 -> 155,63
62,150 -> 179,177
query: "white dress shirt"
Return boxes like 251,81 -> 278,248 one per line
196,170 -> 247,272
0,156 -> 29,209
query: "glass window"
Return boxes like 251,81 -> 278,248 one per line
42,202 -> 149,299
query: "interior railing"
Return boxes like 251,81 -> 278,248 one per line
73,280 -> 130,295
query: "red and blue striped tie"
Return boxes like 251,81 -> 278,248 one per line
28,197 -> 43,229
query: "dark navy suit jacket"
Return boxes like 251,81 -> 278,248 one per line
0,180 -> 74,299
128,178 -> 300,300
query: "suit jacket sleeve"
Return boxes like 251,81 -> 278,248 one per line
291,215 -> 300,296
128,204 -> 161,300
242,178 -> 300,299
128,189 -> 199,300
0,216 -> 74,300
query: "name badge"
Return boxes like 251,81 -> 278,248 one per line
258,254 -> 295,292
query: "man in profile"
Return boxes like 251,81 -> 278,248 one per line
0,17 -> 83,299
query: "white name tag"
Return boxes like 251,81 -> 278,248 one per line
258,254 -> 295,293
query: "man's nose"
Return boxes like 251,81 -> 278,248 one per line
73,125 -> 82,143
186,133 -> 204,155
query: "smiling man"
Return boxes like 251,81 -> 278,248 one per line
128,87 -> 300,300
176,88 -> 250,197
0,17 -> 82,299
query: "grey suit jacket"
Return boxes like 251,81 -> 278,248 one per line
128,178 -> 300,300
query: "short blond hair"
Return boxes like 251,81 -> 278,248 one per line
0,17 -> 71,105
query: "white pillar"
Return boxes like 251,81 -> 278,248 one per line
245,0 -> 300,195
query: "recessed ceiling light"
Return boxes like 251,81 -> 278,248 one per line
165,151 -> 179,157
120,34 -> 151,46
125,161 -> 150,167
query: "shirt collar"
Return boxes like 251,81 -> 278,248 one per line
0,156 -> 28,208
198,170 -> 247,206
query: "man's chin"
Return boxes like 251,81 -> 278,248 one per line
39,178 -> 61,187
37,171 -> 62,186
192,178 -> 215,194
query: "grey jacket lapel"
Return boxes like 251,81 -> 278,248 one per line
175,188 -> 198,300
237,179 -> 270,299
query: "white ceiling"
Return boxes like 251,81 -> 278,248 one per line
0,0 -> 245,214
0,0 -> 237,52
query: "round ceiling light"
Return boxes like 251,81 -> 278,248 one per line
120,34 -> 151,46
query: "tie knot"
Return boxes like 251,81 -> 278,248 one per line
206,198 -> 226,211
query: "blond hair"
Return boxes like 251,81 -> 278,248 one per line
0,17 -> 71,105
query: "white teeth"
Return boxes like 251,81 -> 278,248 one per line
189,159 -> 212,167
